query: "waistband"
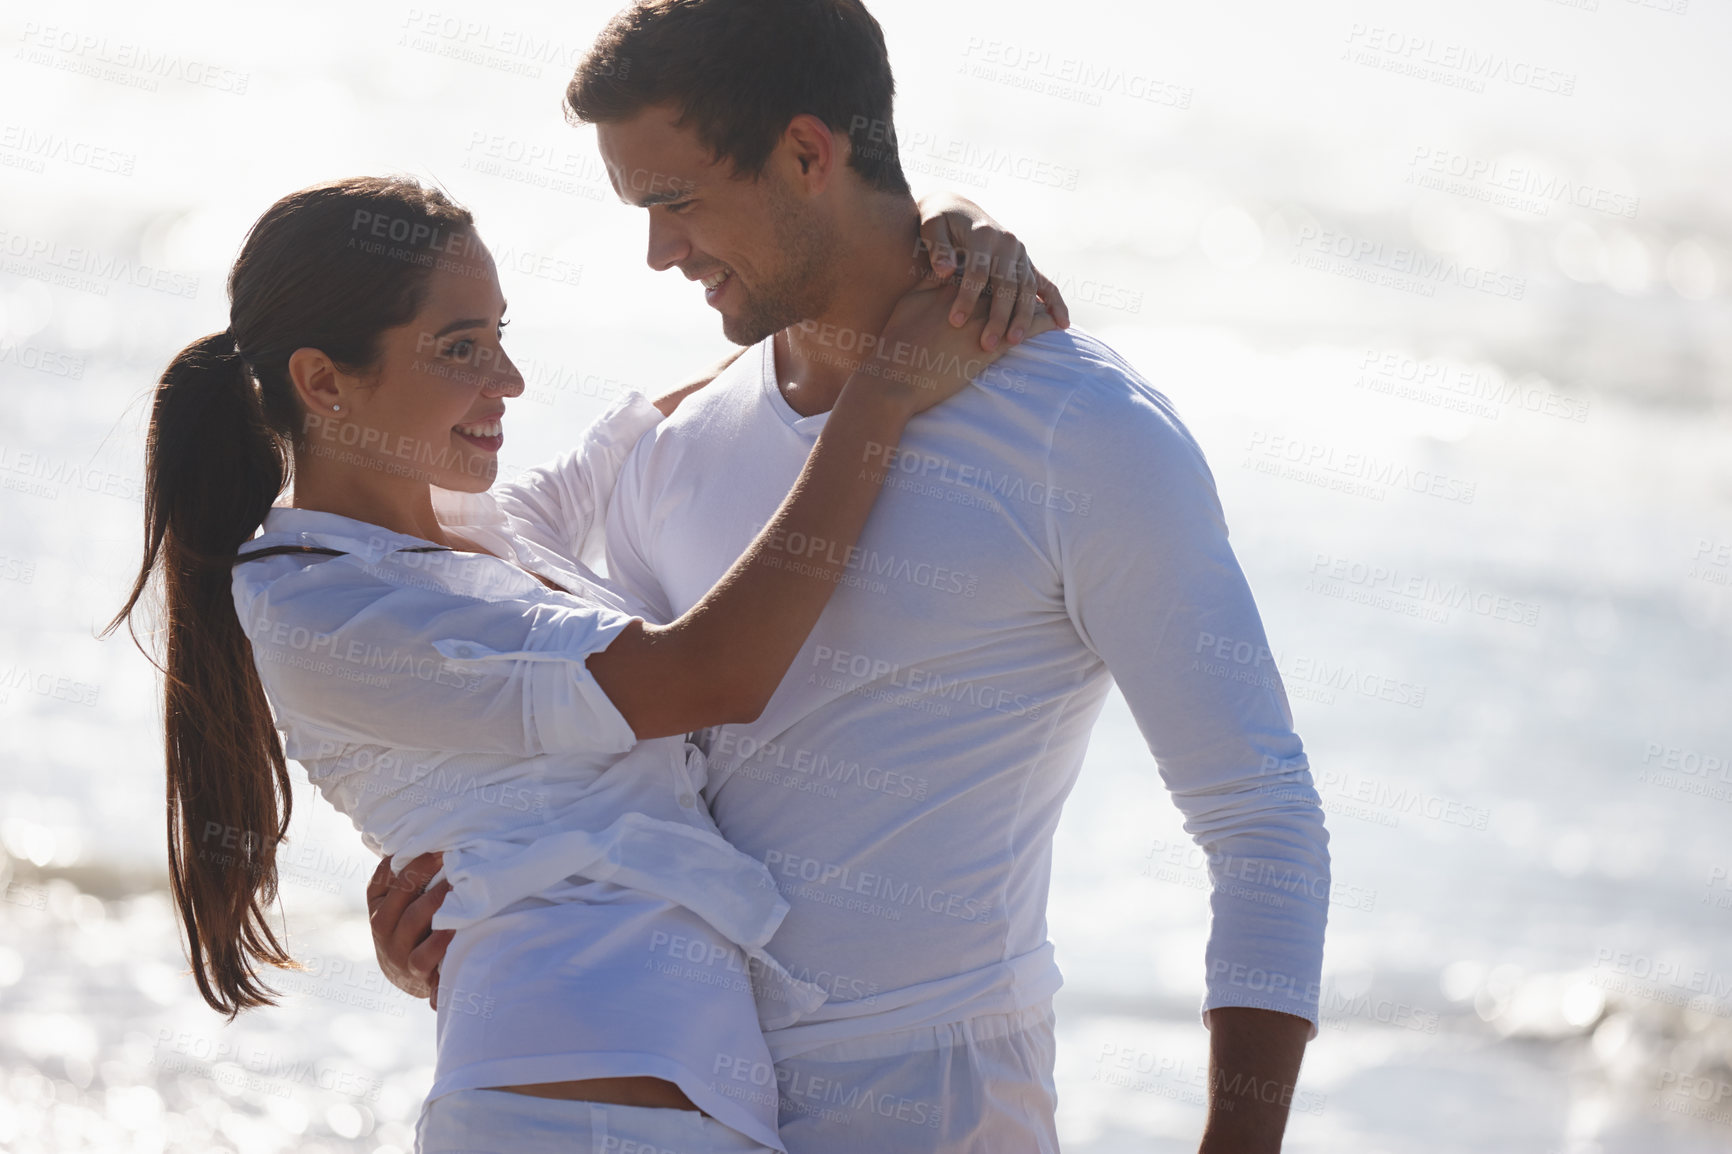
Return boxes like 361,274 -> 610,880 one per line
417,1089 -> 777,1154
763,942 -> 1064,1062
780,1000 -> 1057,1066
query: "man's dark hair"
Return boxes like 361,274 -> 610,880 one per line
567,0 -> 910,196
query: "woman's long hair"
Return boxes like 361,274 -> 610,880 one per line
105,177 -> 474,1015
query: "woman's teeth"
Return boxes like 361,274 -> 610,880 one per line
454,420 -> 501,438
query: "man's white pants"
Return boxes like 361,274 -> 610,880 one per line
775,1003 -> 1060,1154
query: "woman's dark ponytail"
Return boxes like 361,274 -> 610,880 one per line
109,329 -> 295,1016
105,177 -> 473,1015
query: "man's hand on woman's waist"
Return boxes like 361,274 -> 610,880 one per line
367,851 -> 452,1008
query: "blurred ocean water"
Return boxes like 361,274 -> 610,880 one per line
2,0 -> 1730,1150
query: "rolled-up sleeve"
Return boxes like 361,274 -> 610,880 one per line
1047,370 -> 1331,1033
235,560 -> 639,758
493,391 -> 664,570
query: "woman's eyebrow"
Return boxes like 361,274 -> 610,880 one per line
432,317 -> 488,338
432,302 -> 506,338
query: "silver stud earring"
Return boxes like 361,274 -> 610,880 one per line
332,404 -> 341,412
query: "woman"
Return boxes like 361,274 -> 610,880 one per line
110,176 -> 1056,1153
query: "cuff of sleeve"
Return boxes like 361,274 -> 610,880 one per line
432,604 -> 640,756
594,390 -> 665,447
526,604 -> 639,755
1200,989 -> 1321,1042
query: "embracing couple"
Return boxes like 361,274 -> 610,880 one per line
113,1 -> 1330,1151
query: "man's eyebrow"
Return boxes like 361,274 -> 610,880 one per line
631,186 -> 691,208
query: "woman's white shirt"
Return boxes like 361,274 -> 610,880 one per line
230,393 -> 815,1150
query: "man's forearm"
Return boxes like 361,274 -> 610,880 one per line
1198,1007 -> 1313,1154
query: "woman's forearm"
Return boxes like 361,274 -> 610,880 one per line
587,378 -> 915,738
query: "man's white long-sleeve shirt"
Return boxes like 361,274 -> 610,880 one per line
606,328 -> 1331,1061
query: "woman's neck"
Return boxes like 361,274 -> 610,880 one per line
289,455 -> 452,546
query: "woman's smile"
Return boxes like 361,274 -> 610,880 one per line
453,413 -> 505,453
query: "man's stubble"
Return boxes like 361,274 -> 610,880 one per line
722,179 -> 838,347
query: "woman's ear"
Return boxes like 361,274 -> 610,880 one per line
287,347 -> 344,415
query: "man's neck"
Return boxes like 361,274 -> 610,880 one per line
774,195 -> 923,417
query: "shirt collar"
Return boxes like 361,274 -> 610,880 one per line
255,486 -> 510,564
757,336 -> 830,439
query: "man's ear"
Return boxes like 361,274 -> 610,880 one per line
781,113 -> 839,190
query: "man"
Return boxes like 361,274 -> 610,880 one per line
375,2 -> 1330,1151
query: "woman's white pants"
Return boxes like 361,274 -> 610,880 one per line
415,1090 -> 779,1154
